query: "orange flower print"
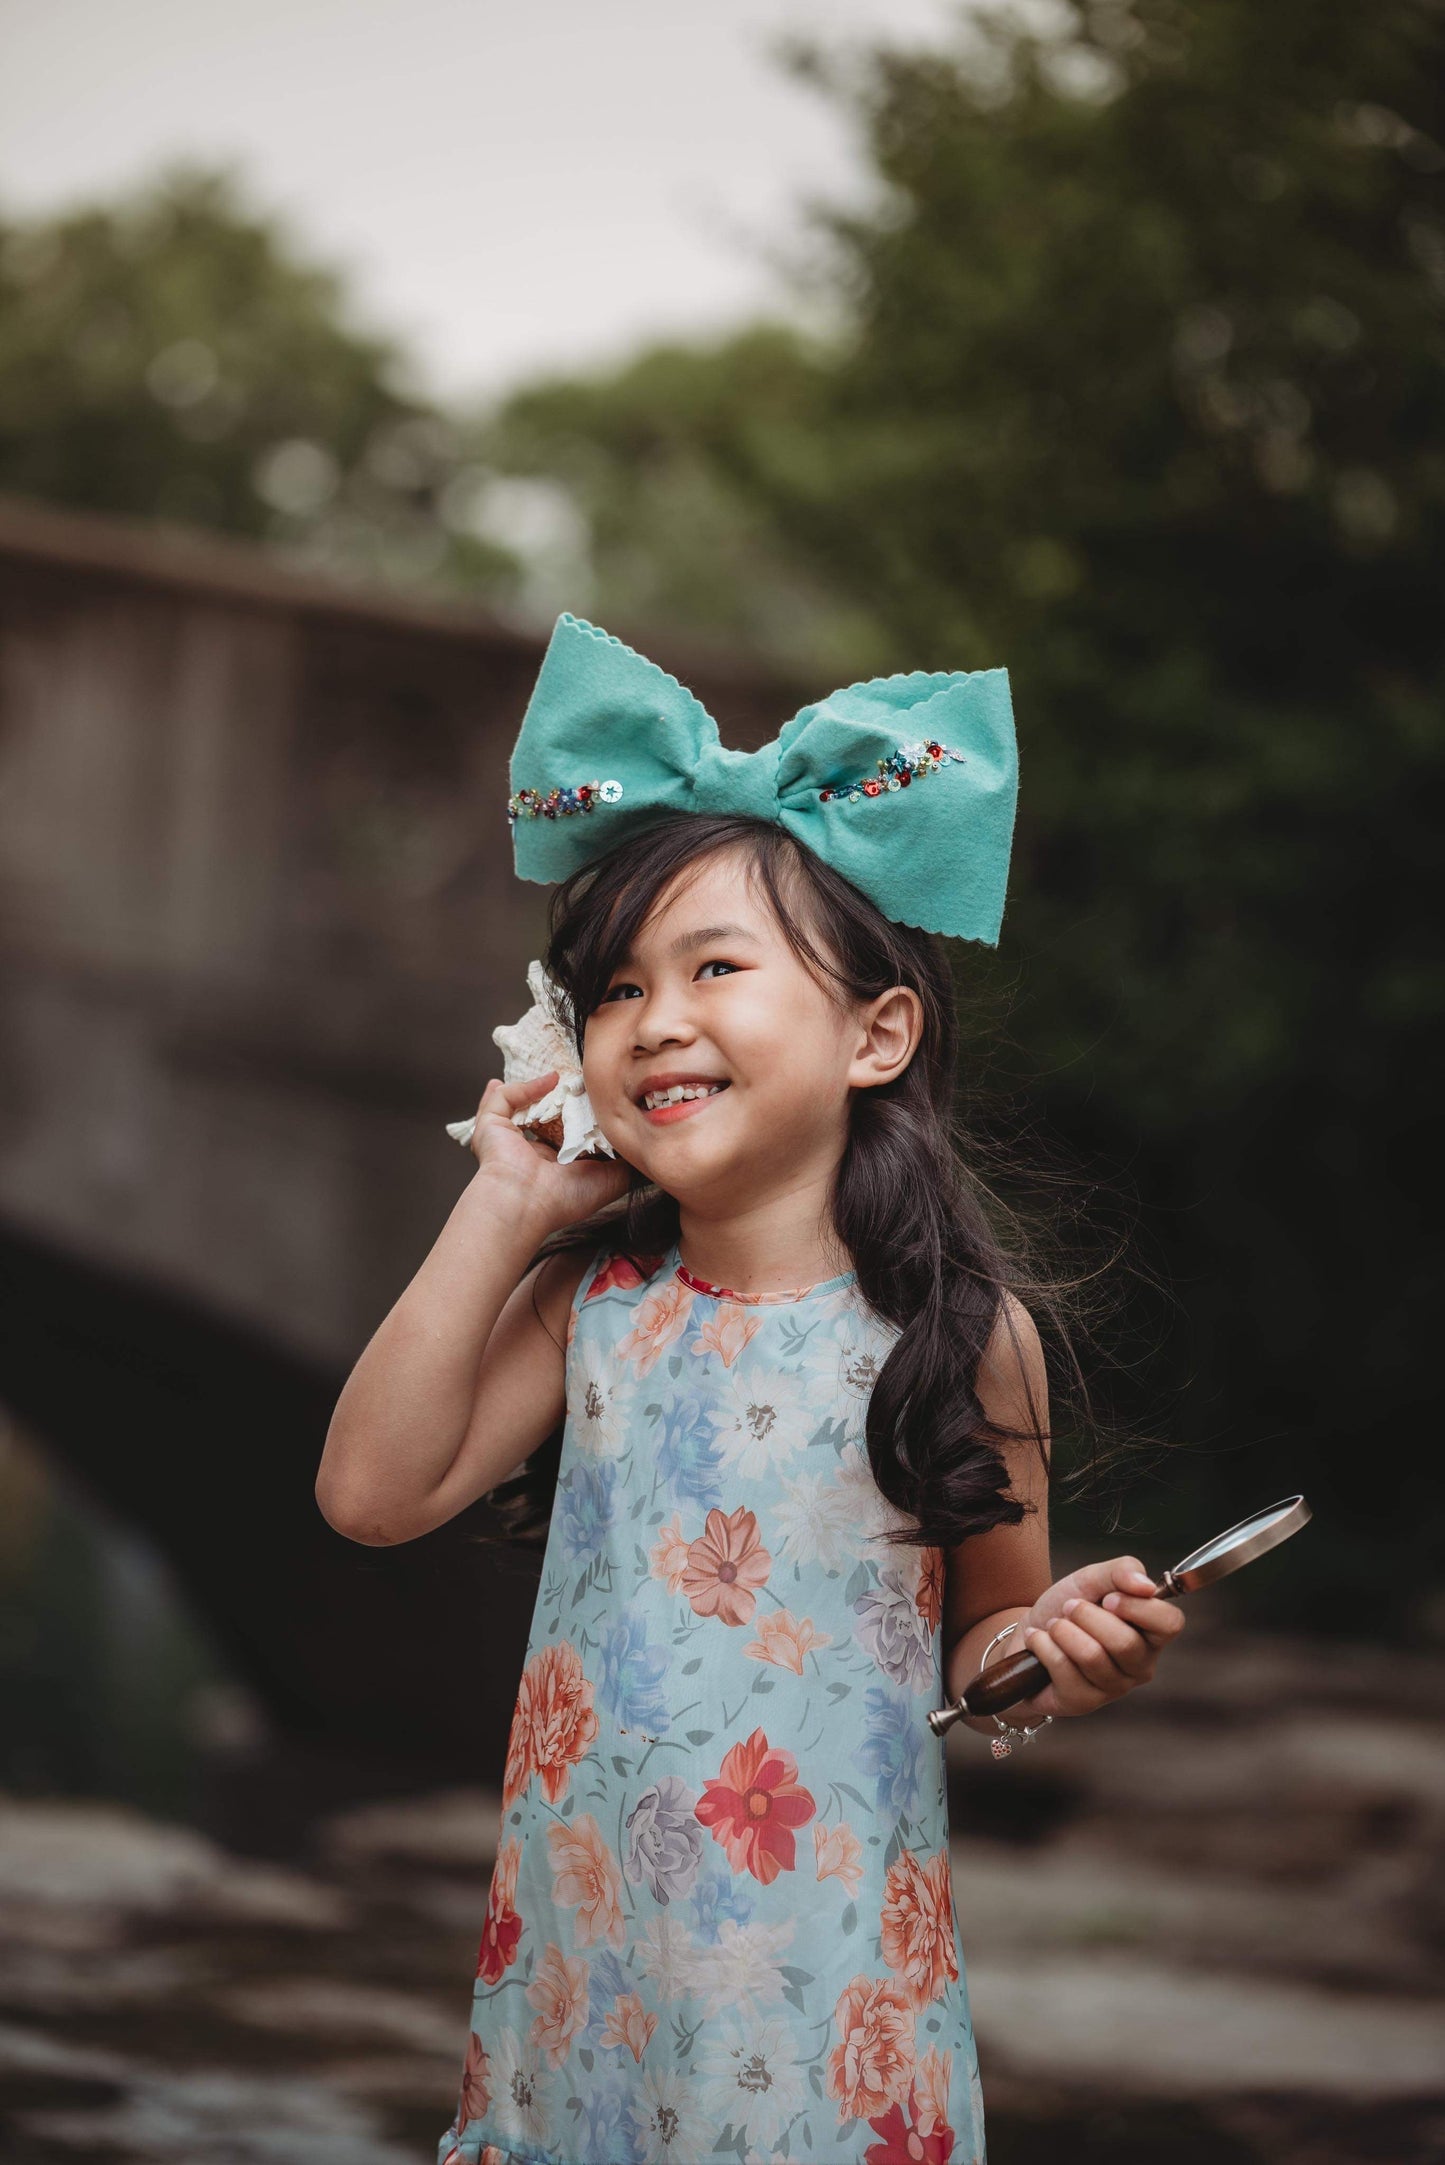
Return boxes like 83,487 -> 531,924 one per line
915,1543 -> 944,1632
695,1726 -> 816,1884
456,2028 -> 491,2130
525,1940 -> 590,2068
475,1836 -> 524,1984
649,1513 -> 693,1592
546,1812 -> 627,1948
503,1639 -> 599,1810
742,1607 -> 832,1675
586,1251 -> 665,1301
599,1988 -> 658,2062
826,1973 -> 915,2122
864,2074 -> 956,2164
814,1819 -> 864,1899
616,1277 -> 695,1377
682,1505 -> 772,1626
692,1300 -> 763,1367
913,2045 -> 953,2139
880,1849 -> 959,2012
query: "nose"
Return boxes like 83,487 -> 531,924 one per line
630,984 -> 698,1054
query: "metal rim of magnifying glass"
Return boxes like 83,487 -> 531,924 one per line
1157,1493 -> 1311,1597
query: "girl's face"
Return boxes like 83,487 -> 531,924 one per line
581,847 -> 904,1214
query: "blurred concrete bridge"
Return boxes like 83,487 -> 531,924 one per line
0,492 -> 800,1801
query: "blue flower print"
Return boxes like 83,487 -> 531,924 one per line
689,1860 -> 756,1941
557,1457 -> 619,1566
653,1389 -> 727,1508
855,1683 -> 925,1817
597,1610 -> 672,1734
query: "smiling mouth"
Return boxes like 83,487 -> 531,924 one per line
639,1081 -> 729,1123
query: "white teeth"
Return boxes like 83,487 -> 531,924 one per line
643,1082 -> 724,1111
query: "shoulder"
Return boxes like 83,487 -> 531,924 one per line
530,1238 -> 667,1333
976,1292 -> 1049,1443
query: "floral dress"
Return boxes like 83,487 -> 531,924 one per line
438,1243 -> 987,2165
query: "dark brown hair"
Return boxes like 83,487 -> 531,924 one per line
481,812 -> 1129,1555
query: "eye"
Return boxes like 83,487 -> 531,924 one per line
597,981 -> 643,1004
597,956 -> 740,1004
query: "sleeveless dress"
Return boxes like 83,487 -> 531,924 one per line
438,1243 -> 987,2165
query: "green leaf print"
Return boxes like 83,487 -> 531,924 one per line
667,1354 -> 682,1378
833,1781 -> 870,1811
578,2047 -> 594,2071
841,1901 -> 857,1934
844,1561 -> 872,1605
685,1728 -> 714,1745
682,1657 -> 702,1674
751,1675 -> 775,1693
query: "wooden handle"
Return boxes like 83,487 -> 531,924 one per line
961,1645 -> 1051,1715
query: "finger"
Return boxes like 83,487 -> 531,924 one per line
1099,1591 -> 1185,1643
1070,1556 -> 1159,1605
1020,1621 -> 1106,1714
1052,1602 -> 1152,1686
482,1069 -> 561,1118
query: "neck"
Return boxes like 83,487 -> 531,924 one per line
675,1166 -> 850,1297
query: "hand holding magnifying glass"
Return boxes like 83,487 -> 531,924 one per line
928,1495 -> 1312,1737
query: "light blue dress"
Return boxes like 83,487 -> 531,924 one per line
438,1243 -> 986,2165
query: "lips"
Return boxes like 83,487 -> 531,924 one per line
634,1074 -> 730,1125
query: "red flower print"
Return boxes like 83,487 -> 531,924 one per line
503,1638 -> 600,1810
865,2076 -> 956,2163
880,1848 -> 959,2011
585,1251 -> 664,1300
827,1973 -> 915,2122
915,1544 -> 944,1632
695,1725 -> 816,1883
475,1835 -> 523,1987
682,1505 -> 772,1626
456,2028 -> 492,2131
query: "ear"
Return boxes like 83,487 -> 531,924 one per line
846,985 -> 924,1092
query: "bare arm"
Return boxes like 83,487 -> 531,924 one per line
940,1295 -> 1186,1732
940,1294 -> 1053,1738
315,1068 -> 629,1546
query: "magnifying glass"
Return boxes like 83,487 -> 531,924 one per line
928,1493 -> 1312,1737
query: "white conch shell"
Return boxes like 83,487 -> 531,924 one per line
445,960 -> 615,1166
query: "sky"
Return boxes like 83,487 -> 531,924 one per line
0,0 -> 970,408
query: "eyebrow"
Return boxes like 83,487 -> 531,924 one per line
663,921 -> 761,960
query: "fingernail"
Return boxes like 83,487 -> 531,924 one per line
1062,1598 -> 1080,1616
1102,1592 -> 1121,1610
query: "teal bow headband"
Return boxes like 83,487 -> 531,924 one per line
505,611 -> 1018,943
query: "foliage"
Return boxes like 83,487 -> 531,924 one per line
0,164 -> 514,592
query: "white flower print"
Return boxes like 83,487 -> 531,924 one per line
487,2022 -> 552,2151
633,1912 -> 703,2003
686,1915 -> 796,2019
709,1362 -> 814,1479
766,1466 -> 861,1573
694,2010 -> 810,2151
634,2059 -> 717,2164
570,1337 -> 624,1458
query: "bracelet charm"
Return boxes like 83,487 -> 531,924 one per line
979,1619 -> 1054,1761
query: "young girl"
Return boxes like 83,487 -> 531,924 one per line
317,612 -> 1185,2165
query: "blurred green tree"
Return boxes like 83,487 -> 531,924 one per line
475,0 -> 1444,1627
0,163 -> 515,592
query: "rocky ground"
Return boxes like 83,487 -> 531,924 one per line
1,1612 -> 1442,2164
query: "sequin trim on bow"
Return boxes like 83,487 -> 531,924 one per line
508,777 -> 624,823
818,739 -> 967,804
